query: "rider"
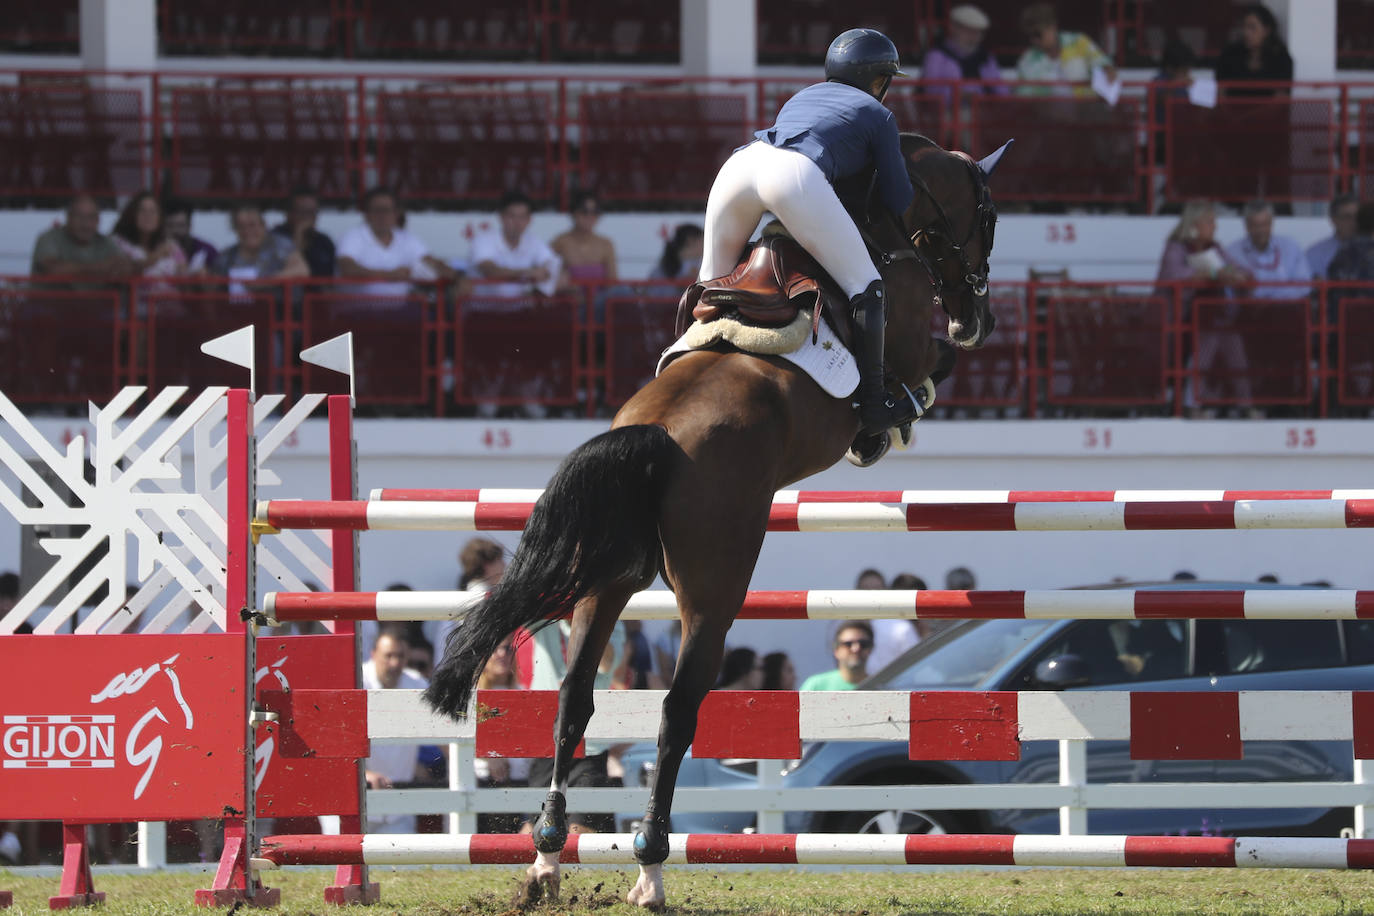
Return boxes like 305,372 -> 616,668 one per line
697,28 -> 915,434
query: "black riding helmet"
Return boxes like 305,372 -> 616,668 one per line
824,28 -> 905,96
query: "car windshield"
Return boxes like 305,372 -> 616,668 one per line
868,619 -> 1058,689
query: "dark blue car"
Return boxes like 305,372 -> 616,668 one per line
620,582 -> 1373,837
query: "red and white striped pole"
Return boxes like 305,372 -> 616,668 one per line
256,832 -> 1374,869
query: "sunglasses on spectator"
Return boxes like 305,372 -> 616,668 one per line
838,639 -> 873,650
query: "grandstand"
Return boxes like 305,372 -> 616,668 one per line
0,0 -> 1371,418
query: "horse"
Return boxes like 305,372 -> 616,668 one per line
423,132 -> 1005,909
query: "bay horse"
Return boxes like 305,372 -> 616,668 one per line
424,133 -> 1004,908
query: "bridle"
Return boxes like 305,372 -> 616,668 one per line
904,155 -> 997,317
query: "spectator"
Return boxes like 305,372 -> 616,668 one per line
1150,36 -> 1196,135
212,204 -> 309,288
1328,203 -> 1374,282
946,566 -> 977,591
919,4 -> 1008,99
1308,195 -> 1360,279
652,620 -> 682,688
111,191 -> 187,282
408,633 -> 436,680
1172,570 -> 1198,581
716,647 -> 763,690
458,537 -> 506,591
870,572 -> 925,670
800,621 -> 874,690
31,194 -> 133,284
761,651 -> 796,690
470,190 -> 562,298
362,625 -> 430,833
1156,200 -> 1250,296
474,634 -> 528,833
1215,3 -> 1293,97
855,568 -> 886,590
1257,574 -> 1279,583
338,186 -> 457,298
273,187 -> 337,278
623,620 -> 658,688
552,190 -> 617,287
1225,200 -> 1310,299
1015,3 -> 1113,95
162,198 -> 217,273
648,224 -> 704,281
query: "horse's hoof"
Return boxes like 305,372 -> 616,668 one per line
846,430 -> 892,468
626,864 -> 666,910
532,791 -> 568,854
517,858 -> 561,908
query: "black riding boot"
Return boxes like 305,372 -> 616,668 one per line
851,280 -> 914,434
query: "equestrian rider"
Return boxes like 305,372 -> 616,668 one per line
697,28 -> 915,434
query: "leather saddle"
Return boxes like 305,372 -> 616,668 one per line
674,229 -> 855,350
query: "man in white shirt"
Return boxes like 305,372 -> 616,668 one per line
469,190 -> 562,298
361,625 -> 430,833
1307,194 -> 1358,279
1224,200 -> 1311,300
338,187 -> 457,298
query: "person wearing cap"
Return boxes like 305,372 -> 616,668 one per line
694,28 -> 917,435
919,4 -> 1008,97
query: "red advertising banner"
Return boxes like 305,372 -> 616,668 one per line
0,635 -> 247,821
255,633 -> 362,819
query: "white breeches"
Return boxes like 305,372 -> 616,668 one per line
698,141 -> 881,299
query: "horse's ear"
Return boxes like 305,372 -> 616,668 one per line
977,140 -> 1014,179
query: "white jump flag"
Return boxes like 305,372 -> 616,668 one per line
201,325 -> 256,394
300,332 -> 356,404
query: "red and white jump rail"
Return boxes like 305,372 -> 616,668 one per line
255,832 -> 1374,869
264,587 -> 1374,623
372,487 -> 1374,504
318,688 -> 1374,761
255,496 -> 1374,533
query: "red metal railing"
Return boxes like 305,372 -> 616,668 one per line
3,275 -> 1371,418
2,69 -> 1371,211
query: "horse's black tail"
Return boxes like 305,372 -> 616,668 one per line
422,424 -> 678,720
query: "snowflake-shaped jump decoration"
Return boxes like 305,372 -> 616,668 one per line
0,387 -> 228,634
0,387 -> 333,635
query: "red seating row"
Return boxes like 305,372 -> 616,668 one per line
8,2 -> 1372,67
2,278 -> 1370,417
1,73 -> 1371,210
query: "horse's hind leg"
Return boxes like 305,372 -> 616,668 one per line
520,585 -> 636,905
629,503 -> 768,909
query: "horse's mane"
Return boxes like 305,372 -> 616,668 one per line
899,132 -> 941,152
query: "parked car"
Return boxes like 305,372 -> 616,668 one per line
618,581 -> 1373,837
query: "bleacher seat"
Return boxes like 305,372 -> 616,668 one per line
0,287 -> 128,404
374,91 -> 554,205
577,92 -> 749,206
0,85 -> 145,202
1192,297 -> 1310,407
1168,98 -> 1338,204
970,96 -> 1141,205
169,88 -> 355,202
452,296 -> 582,412
603,292 -> 679,406
357,0 -> 541,59
1046,290 -> 1171,407
302,293 -> 440,407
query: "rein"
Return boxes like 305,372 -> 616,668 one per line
906,157 -> 995,307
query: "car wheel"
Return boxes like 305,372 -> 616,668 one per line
835,807 -> 963,835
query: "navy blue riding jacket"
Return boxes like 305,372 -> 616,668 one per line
754,81 -> 914,220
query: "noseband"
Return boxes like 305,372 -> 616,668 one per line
906,156 -> 997,316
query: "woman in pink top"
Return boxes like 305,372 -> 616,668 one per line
552,191 -> 617,287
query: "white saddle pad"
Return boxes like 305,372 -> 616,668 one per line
657,317 -> 859,399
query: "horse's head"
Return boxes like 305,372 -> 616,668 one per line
900,134 -> 1006,350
